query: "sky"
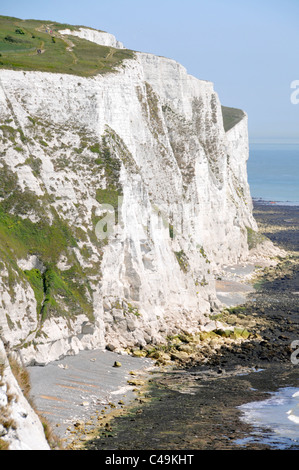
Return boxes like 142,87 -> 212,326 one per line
1,0 -> 299,143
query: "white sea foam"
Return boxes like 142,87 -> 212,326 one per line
237,387 -> 299,449
287,402 -> 299,424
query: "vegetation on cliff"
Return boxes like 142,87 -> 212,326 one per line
221,106 -> 245,132
0,16 -> 134,76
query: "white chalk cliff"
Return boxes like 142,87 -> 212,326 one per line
0,339 -> 50,449
0,27 -> 257,370
59,27 -> 125,49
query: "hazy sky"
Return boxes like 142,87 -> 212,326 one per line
1,0 -> 299,143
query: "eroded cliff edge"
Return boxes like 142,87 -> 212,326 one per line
0,26 -> 257,367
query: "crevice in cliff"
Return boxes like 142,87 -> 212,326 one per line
192,97 -> 226,188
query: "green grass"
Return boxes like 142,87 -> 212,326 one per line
0,203 -> 76,263
96,188 -> 121,210
221,106 -> 245,132
96,188 -> 122,226
24,265 -> 94,323
225,306 -> 247,315
0,15 -> 134,77
0,202 -> 93,322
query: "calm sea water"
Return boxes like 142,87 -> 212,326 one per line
236,387 -> 299,449
243,142 -> 299,447
247,143 -> 299,205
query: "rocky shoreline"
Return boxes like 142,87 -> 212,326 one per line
70,202 -> 299,450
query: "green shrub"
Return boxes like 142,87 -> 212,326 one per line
169,224 -> 174,239
174,250 -> 189,273
4,35 -> 15,43
246,226 -> 266,250
24,268 -> 44,314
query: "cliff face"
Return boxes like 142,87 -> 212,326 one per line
0,339 -> 50,449
0,27 -> 257,366
59,27 -> 125,49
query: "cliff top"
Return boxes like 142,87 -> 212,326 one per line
0,15 -> 133,76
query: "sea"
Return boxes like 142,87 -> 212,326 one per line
241,142 -> 299,448
247,142 -> 299,206
236,387 -> 299,449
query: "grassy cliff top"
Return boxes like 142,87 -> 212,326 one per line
0,16 -> 134,77
221,106 -> 246,132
